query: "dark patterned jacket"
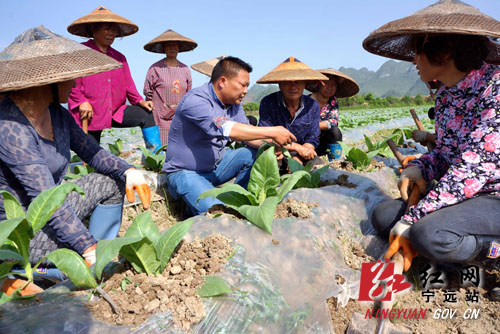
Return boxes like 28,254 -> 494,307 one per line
0,97 -> 131,254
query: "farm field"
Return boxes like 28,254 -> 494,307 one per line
1,104 -> 499,334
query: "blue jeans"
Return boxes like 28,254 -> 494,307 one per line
166,147 -> 257,216
372,194 -> 500,263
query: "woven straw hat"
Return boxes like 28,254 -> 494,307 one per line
363,0 -> 500,64
190,56 -> 226,77
144,29 -> 197,54
307,68 -> 360,98
0,26 -> 122,93
257,57 -> 328,84
67,6 -> 138,38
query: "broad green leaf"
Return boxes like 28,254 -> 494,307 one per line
197,276 -> 232,297
255,142 -> 274,159
347,148 -> 370,170
0,217 -> 28,246
287,158 -> 304,173
125,211 -> 161,245
47,248 -> 97,289
248,146 -> 280,196
0,191 -> 25,219
217,191 -> 255,207
237,196 -> 279,234
0,262 -> 17,279
0,293 -> 12,305
2,218 -> 31,266
120,238 -> 160,275
95,236 -> 142,280
0,249 -> 25,264
27,183 -> 84,234
154,144 -> 168,155
199,184 -> 256,206
367,150 -> 379,160
277,171 -> 308,201
364,135 -> 375,151
139,146 -> 152,159
108,143 -> 120,156
155,219 -> 193,273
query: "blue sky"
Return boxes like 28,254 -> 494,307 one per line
1,1 -> 498,90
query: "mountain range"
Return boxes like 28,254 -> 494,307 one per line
243,60 -> 428,104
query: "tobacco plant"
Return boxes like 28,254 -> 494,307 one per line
0,184 -> 98,304
139,145 -> 167,172
108,138 -> 123,156
94,211 -> 192,278
282,159 -> 329,189
198,146 -> 308,234
339,142 -> 379,171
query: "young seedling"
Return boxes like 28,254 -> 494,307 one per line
339,142 -> 379,171
139,145 -> 167,172
198,146 -> 308,234
0,184 -> 98,304
94,211 -> 193,278
281,159 -> 329,189
108,138 -> 123,156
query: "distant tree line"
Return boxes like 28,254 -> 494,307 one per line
337,93 -> 431,109
243,93 -> 432,112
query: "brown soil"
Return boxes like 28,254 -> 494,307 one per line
328,159 -> 386,172
338,236 -> 375,271
274,198 -> 318,219
83,234 -> 233,330
121,191 -> 181,235
319,173 -> 358,188
205,204 -> 245,220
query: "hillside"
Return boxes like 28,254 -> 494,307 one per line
244,60 -> 428,103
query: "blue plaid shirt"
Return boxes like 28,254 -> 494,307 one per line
258,91 -> 320,148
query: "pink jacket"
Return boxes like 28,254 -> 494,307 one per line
68,40 -> 143,131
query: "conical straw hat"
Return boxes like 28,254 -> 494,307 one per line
0,26 -> 122,93
144,29 -> 197,54
362,0 -> 500,64
190,56 -> 226,77
257,57 -> 328,84
67,6 -> 138,38
307,68 -> 360,98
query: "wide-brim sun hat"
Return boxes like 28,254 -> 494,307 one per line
306,68 -> 360,98
257,57 -> 329,84
190,56 -> 226,77
144,29 -> 197,54
0,26 -> 122,93
67,6 -> 138,38
362,0 -> 500,64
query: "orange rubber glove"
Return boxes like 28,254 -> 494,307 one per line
124,169 -> 151,210
398,166 -> 427,202
1,278 -> 44,297
384,219 -> 418,271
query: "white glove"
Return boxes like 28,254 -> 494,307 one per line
83,248 -> 96,266
398,166 -> 425,201
124,168 -> 151,209
412,130 -> 429,143
389,218 -> 412,240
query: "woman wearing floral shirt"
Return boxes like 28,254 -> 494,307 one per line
365,0 -> 500,272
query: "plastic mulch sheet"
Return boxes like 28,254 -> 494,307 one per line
0,168 -> 398,334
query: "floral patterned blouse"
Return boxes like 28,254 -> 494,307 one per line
404,63 -> 500,223
320,96 -> 339,129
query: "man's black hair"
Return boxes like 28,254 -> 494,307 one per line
210,56 -> 253,83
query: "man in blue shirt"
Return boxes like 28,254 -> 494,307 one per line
163,57 -> 296,216
257,57 -> 327,165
